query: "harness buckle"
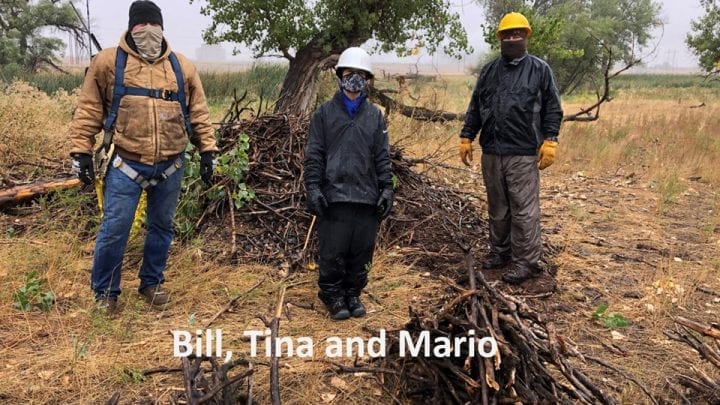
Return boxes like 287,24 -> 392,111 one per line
161,89 -> 173,100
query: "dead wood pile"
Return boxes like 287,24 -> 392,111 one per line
348,252 -> 622,404
211,114 -> 487,275
664,316 -> 720,403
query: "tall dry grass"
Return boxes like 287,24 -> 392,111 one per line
0,81 -> 78,181
560,87 -> 720,208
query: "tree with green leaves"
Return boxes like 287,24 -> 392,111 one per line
0,0 -> 85,74
477,0 -> 661,95
191,0 -> 471,115
687,0 -> 720,75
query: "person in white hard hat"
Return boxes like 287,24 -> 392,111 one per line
303,47 -> 393,320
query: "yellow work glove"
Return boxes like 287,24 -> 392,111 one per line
537,139 -> 558,170
459,138 -> 474,166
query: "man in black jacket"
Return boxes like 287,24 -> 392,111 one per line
303,47 -> 393,320
459,12 -> 563,284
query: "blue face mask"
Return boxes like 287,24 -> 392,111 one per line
340,72 -> 368,93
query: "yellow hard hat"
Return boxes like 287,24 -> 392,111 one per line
497,12 -> 532,38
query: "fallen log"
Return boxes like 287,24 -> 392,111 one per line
369,87 -> 466,122
0,177 -> 81,208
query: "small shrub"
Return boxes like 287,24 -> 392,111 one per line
13,271 -> 55,311
592,304 -> 629,329
175,133 -> 254,240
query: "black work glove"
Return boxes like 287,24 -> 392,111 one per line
376,188 -> 393,219
306,186 -> 328,217
200,152 -> 216,185
71,153 -> 94,185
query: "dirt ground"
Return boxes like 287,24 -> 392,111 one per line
1,162 -> 718,403
530,168 -> 720,402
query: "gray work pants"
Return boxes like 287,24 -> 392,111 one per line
481,154 -> 541,269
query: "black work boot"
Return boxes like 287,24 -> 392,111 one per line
346,296 -> 366,318
139,285 -> 170,309
482,252 -> 511,269
502,264 -> 542,285
325,298 -> 351,320
95,296 -> 120,317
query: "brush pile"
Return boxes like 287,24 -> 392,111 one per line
360,251 -> 620,404
209,114 -> 487,275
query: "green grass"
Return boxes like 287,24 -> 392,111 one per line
611,74 -> 720,89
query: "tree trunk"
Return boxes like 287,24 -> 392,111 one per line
274,45 -> 328,116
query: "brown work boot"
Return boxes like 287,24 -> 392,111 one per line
502,264 -> 542,285
482,252 -> 511,269
139,285 -> 170,309
95,296 -> 120,317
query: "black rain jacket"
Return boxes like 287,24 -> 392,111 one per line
304,91 -> 392,205
460,54 -> 563,156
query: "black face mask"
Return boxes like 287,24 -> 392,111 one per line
500,38 -> 528,61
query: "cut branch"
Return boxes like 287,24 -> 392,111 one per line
0,177 -> 82,208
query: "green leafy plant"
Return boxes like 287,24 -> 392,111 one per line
175,133 -> 254,240
13,271 -> 55,311
592,304 -> 629,329
72,337 -> 89,361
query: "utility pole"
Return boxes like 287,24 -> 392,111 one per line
86,0 -> 91,60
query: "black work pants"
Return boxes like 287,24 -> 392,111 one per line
317,203 -> 379,302
481,154 -> 542,269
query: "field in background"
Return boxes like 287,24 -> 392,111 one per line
1,71 -> 720,402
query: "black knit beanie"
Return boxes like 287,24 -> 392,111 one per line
128,1 -> 163,31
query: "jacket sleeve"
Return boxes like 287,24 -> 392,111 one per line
303,107 -> 326,189
540,65 -> 563,139
374,111 -> 392,190
460,75 -> 483,140
183,59 -> 218,153
69,51 -> 110,155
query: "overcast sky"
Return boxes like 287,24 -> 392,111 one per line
69,0 -> 704,69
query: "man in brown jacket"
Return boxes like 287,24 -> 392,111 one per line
69,0 -> 218,315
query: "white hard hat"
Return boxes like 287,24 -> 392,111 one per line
336,47 -> 373,78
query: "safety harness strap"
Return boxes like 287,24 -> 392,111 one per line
112,155 -> 183,190
168,52 -> 194,137
102,48 -> 193,142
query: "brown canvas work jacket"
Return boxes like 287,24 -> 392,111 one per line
69,33 -> 217,165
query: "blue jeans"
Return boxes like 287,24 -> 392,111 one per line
91,156 -> 184,300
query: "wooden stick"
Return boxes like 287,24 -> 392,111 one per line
182,357 -> 199,405
585,355 -> 658,405
228,192 -> 237,256
268,284 -> 287,405
197,369 -> 254,403
465,250 -> 489,405
302,215 -> 316,253
246,363 -> 254,405
205,278 -> 266,328
674,316 -> 720,340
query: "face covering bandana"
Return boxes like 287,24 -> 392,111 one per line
131,25 -> 163,61
340,72 -> 368,93
500,38 -> 528,61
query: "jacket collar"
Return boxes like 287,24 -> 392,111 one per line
502,53 -> 528,66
